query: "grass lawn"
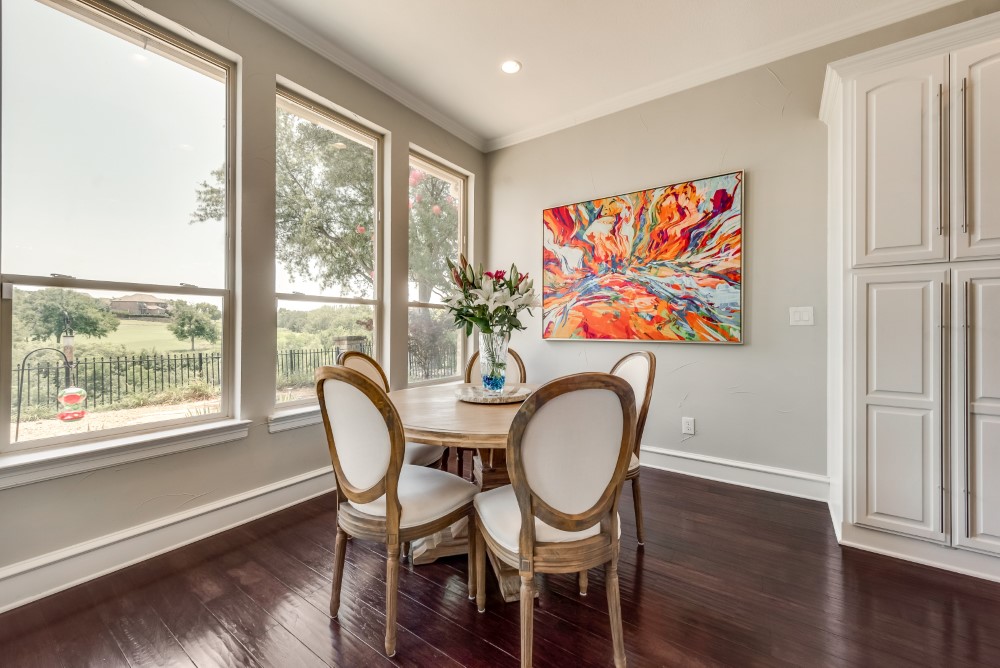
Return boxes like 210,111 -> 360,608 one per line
77,319 -> 218,354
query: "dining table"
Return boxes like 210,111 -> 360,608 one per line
388,381 -> 539,602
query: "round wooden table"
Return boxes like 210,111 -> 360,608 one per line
388,382 -> 538,600
389,382 -> 537,449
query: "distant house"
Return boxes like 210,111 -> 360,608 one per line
110,293 -> 170,317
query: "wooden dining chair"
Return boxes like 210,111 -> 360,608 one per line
339,351 -> 445,469
316,365 -> 479,657
611,351 -> 656,546
453,347 -> 527,479
473,373 -> 636,668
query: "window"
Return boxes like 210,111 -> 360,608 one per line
273,91 -> 381,405
1,0 -> 232,450
407,155 -> 466,383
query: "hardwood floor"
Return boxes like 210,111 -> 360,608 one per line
3,466 -> 1000,667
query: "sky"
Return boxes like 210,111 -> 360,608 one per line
1,0 -> 230,290
2,0 -> 446,310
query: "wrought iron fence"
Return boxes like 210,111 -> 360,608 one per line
12,339 -> 460,411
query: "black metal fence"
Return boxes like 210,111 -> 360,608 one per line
12,340 -> 459,411
13,352 -> 224,411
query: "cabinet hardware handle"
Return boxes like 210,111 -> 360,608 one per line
962,77 -> 969,235
938,83 -> 945,236
964,280 -> 972,539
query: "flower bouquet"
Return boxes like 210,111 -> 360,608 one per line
444,254 -> 537,393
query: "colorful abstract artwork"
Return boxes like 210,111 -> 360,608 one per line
542,171 -> 743,342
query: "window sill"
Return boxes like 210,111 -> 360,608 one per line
0,419 -> 251,492
267,406 -> 322,434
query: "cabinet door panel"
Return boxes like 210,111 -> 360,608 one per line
855,56 -> 947,266
954,268 -> 1000,555
952,40 -> 1000,259
855,269 -> 946,541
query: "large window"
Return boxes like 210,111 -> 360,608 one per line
407,155 -> 466,383
1,0 -> 232,449
273,91 -> 381,405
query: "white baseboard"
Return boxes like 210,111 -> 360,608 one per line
639,445 -> 830,502
0,467 -> 335,614
840,523 -> 1000,584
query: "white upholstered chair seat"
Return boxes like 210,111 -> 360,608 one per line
403,442 -> 444,467
474,484 -> 619,554
349,465 -> 477,529
628,453 -> 639,472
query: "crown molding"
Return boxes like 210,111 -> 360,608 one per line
484,0 -> 965,151
825,9 -> 1000,78
227,0 -> 488,152
229,0 -> 963,154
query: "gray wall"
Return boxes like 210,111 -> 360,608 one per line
486,0 -> 1000,476
0,0 -> 485,569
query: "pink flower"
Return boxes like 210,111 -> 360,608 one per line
356,225 -> 365,234
432,205 -> 442,215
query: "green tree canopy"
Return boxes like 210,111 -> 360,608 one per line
16,287 -> 119,343
168,301 -> 220,350
191,109 -> 461,302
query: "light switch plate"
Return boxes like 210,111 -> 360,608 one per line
789,306 -> 814,326
681,417 -> 695,435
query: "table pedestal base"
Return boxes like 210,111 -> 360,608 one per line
408,448 -> 529,603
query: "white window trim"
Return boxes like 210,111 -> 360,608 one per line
0,0 -> 236,454
273,88 -> 384,410
267,404 -> 322,434
407,152 -> 469,386
0,418 -> 250,492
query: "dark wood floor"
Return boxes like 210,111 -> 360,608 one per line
3,465 -> 1000,667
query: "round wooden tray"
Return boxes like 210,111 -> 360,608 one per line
456,385 -> 532,404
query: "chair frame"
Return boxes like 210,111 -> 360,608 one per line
614,351 -> 656,547
474,372 -> 636,668
316,366 -> 477,657
463,347 -> 527,384
454,347 -> 527,478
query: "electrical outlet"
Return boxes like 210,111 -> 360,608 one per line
681,417 -> 695,435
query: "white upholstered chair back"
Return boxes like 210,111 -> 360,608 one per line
316,366 -> 402,502
611,352 -> 655,450
339,351 -> 389,392
508,373 -> 635,532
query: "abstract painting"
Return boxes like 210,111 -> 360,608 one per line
542,171 -> 743,342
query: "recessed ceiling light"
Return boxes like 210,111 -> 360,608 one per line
501,60 -> 522,74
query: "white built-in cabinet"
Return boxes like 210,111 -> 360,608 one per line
825,15 -> 1000,572
953,267 -> 1000,555
854,269 -> 946,542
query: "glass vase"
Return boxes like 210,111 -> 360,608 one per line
479,330 -> 510,395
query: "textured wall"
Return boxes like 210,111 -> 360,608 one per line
486,0 -> 1000,476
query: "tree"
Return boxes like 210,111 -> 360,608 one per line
192,108 -> 459,301
15,288 -> 119,343
168,302 -> 220,350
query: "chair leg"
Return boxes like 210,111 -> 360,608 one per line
606,560 -> 626,668
632,476 -> 645,546
476,524 -> 487,612
467,512 -> 477,600
385,540 -> 400,657
329,527 -> 347,618
519,573 -> 535,668
458,448 -> 466,478
401,541 -> 411,562
578,569 -> 588,596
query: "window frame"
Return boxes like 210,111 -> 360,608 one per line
273,88 -> 384,409
406,152 -> 469,387
0,0 -> 236,454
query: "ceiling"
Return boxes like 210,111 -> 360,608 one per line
231,0 -> 962,151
